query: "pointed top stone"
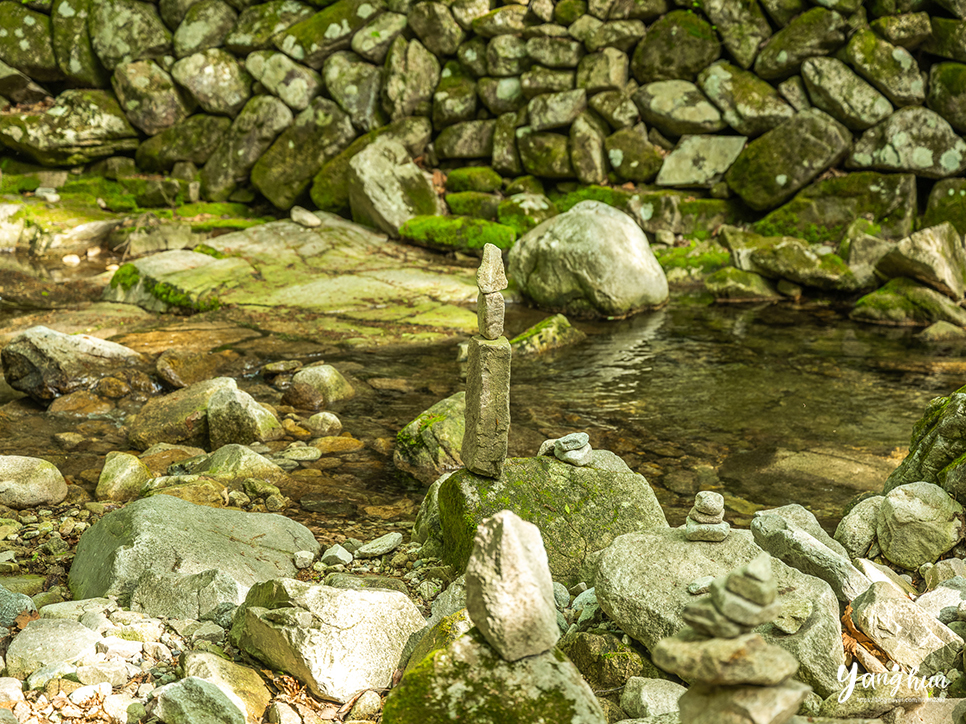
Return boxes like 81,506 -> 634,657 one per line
477,244 -> 508,293
725,553 -> 778,608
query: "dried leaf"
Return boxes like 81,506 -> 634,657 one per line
13,610 -> 38,630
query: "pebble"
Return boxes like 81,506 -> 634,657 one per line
355,532 -> 404,559
294,551 -> 316,569
291,206 -> 322,227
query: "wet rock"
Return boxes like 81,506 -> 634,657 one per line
200,95 -> 293,202
1,326 -> 142,402
510,200 -> 667,317
154,677 -> 245,724
5,619 -> 100,680
272,0 -> 384,69
128,377 -> 237,450
208,387 -> 283,449
657,135 -> 746,188
382,628 -> 606,724
171,49 -> 252,117
181,651 -> 271,724
753,8 -> 848,80
704,267 -> 781,303
96,452 -> 153,502
224,0 -> 316,56
851,276 -> 966,327
0,4 -> 62,82
630,9 -> 720,83
851,580 -> 963,675
725,109 -> 851,211
88,0 -> 172,71
801,57 -> 893,131
173,0 -> 237,58
69,495 -> 318,604
0,90 -> 138,166
284,364 -> 355,411
251,97 -> 356,210
877,481 -> 965,570
51,0 -> 110,88
112,60 -> 194,136
135,114 -> 232,172
849,107 -> 966,179
394,392 -> 464,485
875,222 -> 966,300
231,578 -> 424,702
697,61 -> 793,137
429,451 -> 667,586
844,28 -> 925,107
382,37 -> 440,121
244,51 -> 322,112
347,136 -> 442,237
156,349 -> 232,388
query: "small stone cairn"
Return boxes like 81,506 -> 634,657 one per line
461,244 -> 511,478
653,553 -> 810,724
685,491 -> 730,542
537,431 -> 593,466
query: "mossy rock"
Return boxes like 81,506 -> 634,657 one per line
654,239 -> 732,276
923,178 -> 966,236
509,313 -> 586,356
444,166 -> 503,193
506,176 -> 545,196
497,193 -> 559,236
399,215 -> 516,253
927,62 -> 966,134
554,0 -> 587,25
445,192 -> 501,220
705,266 -> 781,302
630,9 -> 721,83
549,184 -> 638,214
393,391 -> 466,485
753,172 -> 916,244
432,453 -> 668,586
752,7 -> 848,80
851,277 -> 966,327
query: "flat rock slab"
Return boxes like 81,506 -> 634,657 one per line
104,217 -> 477,346
68,494 -> 319,605
6,618 -> 101,680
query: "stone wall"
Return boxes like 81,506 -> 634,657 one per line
0,0 -> 965,243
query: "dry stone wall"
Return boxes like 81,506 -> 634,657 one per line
3,1 -> 966,286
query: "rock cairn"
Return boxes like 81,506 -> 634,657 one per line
653,553 -> 810,724
537,431 -> 593,467
464,509 -> 559,661
685,490 -> 730,542
461,244 -> 511,478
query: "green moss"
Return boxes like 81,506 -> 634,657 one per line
310,128 -> 382,214
59,175 -> 141,213
548,185 -> 638,213
192,244 -> 227,259
400,215 -> 516,252
397,412 -> 447,448
445,166 -> 503,193
110,261 -> 220,312
506,176 -> 544,195
110,263 -> 140,291
553,0 -> 587,25
445,191 -> 501,219
176,202 -> 252,218
188,218 -> 269,232
653,240 -> 731,274
0,174 -> 41,194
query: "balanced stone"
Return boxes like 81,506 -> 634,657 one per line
725,553 -> 777,606
461,336 -> 511,478
689,508 -> 724,525
711,578 -> 782,626
683,597 -> 748,639
555,432 -> 589,451
477,292 -> 505,340
695,491 -> 725,515
477,243 -> 508,293
685,519 -> 730,542
555,444 -> 593,467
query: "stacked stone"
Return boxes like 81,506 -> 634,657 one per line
537,431 -> 593,467
653,554 -> 810,724
461,244 -> 511,478
685,491 -> 730,542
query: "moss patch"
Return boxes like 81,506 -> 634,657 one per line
654,239 -> 731,274
445,191 -> 501,219
399,215 -> 517,253
445,166 -> 503,193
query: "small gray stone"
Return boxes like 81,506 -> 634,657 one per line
478,292 -> 505,340
0,584 -> 35,627
555,432 -> 590,452
294,551 -> 315,569
555,444 -> 593,466
291,206 -> 322,228
356,532 -> 404,559
694,491 -> 724,515
711,577 -> 782,627
322,544 -> 353,566
689,508 -> 724,525
620,677 -> 687,718
552,582 -> 570,610
685,519 -> 730,542
477,243 -> 508,293
687,576 -> 714,595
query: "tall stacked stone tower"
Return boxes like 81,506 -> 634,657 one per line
461,244 -> 511,478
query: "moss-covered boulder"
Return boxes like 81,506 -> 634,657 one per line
845,28 -> 924,108
705,267 -> 781,302
801,57 -> 893,131
433,61 -> 477,130
851,277 -> 966,327
576,48 -> 628,93
634,80 -> 726,136
408,2 -> 464,57
753,7 -> 848,80
517,128 -> 575,178
431,453 -> 667,585
435,120 -> 496,159
0,90 -> 138,166
393,391 -> 465,485
251,98 -> 356,210
748,237 -> 862,292
869,10 -> 932,50
509,313 -> 586,356
603,124 -> 662,183
171,48 -> 252,117
351,11 -> 407,63
445,166 -> 503,193
630,9 -> 720,83
323,52 -> 385,132
470,5 -> 528,37
923,178 -> 966,235
224,0 -> 316,55
921,17 -> 966,63
725,109 -> 851,211
272,0 -> 384,69
753,172 -> 917,244
529,90 -> 587,132
382,36 -> 440,121
52,0 -> 109,87
136,114 -> 233,172
173,0 -> 237,58
697,61 -> 793,137
0,3 -> 63,83
399,216 -> 516,254
445,192 -> 501,219
848,107 -> 966,179
0,60 -> 49,107
498,193 -> 558,236
526,36 -> 585,69
347,136 -> 442,237
88,0 -> 172,71
112,60 -> 195,136
200,96 -> 293,202
245,51 -> 322,112
383,628 -> 607,724
927,62 -> 966,134
701,0 -> 772,70
586,86 -> 638,129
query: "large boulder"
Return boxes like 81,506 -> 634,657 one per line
429,452 -> 668,586
5,619 -> 101,681
851,277 -> 966,327
207,387 -> 284,449
68,495 -> 319,604
393,392 -> 465,485
230,578 -> 424,702
1,326 -> 143,402
595,528 -> 845,698
876,482 -> 965,570
130,568 -> 244,620
0,90 -> 138,166
508,200 -> 668,318
382,628 -> 607,724
347,136 -> 443,237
